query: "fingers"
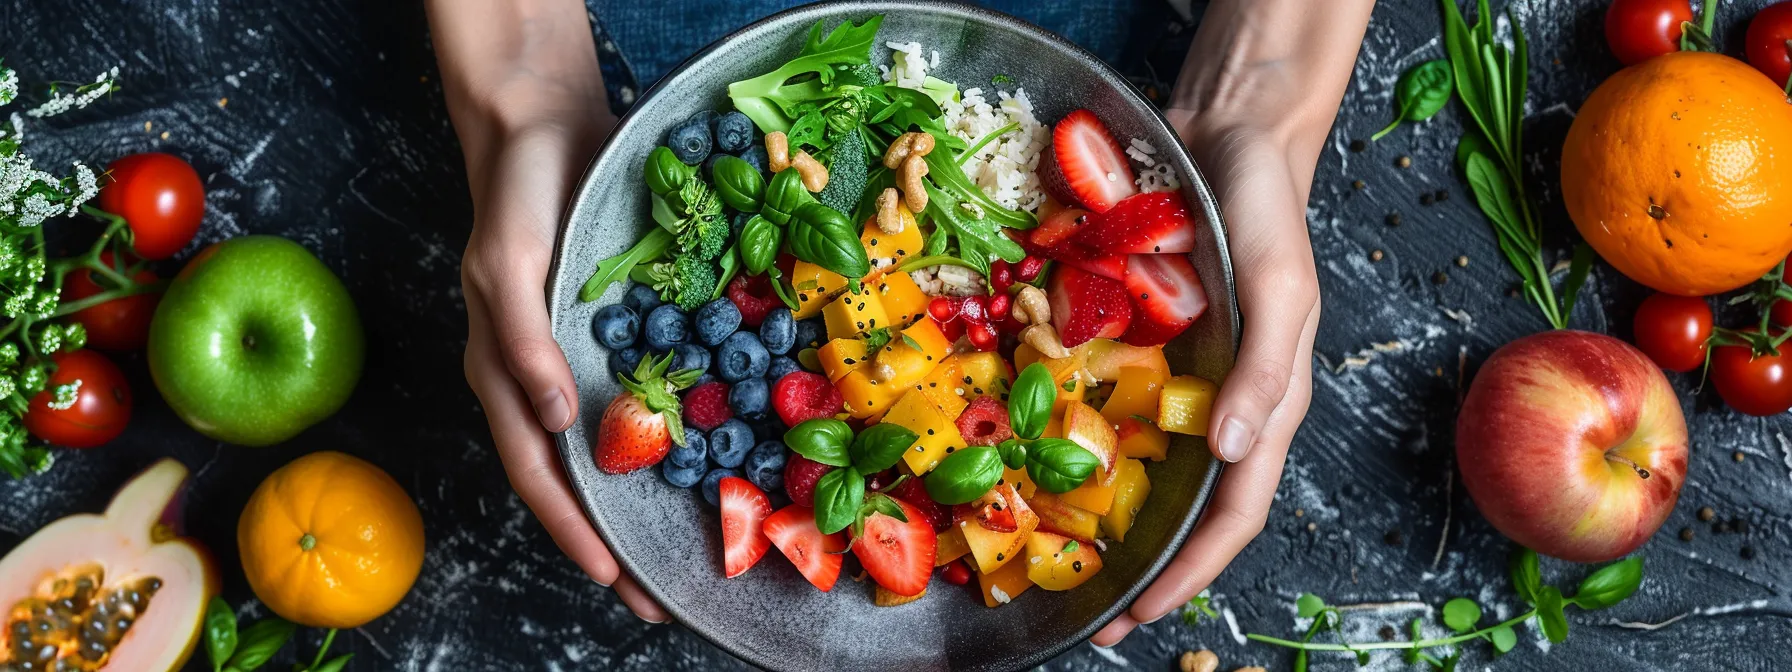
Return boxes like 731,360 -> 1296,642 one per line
1090,613 -> 1138,647
613,574 -> 671,624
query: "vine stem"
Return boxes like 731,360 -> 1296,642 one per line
48,280 -> 166,318
1699,0 -> 1718,35
1247,610 -> 1535,653
310,628 -> 339,669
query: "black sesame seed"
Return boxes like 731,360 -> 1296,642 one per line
996,553 -> 1005,561
845,358 -> 856,365
1072,561 -> 1083,572
927,429 -> 935,435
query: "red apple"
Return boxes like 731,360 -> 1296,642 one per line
1456,330 -> 1687,563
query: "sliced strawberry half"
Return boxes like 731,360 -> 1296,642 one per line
852,497 -> 936,598
720,477 -> 773,578
1118,253 -> 1208,346
886,475 -> 950,532
1074,192 -> 1196,255
1039,110 -> 1137,213
1049,265 -> 1134,348
763,505 -> 847,591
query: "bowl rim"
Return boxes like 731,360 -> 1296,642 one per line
546,1 -> 1237,669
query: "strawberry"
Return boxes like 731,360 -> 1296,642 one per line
886,475 -> 950,532
852,497 -> 937,597
1049,246 -> 1128,281
762,505 -> 847,591
1039,109 -> 1137,213
783,454 -> 832,508
955,396 -> 1013,447
772,371 -> 844,427
1049,265 -> 1134,348
720,476 -> 773,578
682,381 -> 732,431
1031,197 -> 1089,247
726,273 -> 779,328
1074,192 -> 1196,255
595,352 -> 702,474
1120,253 -> 1209,346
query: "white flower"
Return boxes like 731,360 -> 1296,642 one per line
69,162 -> 96,209
47,380 -> 81,411
17,192 -> 63,227
0,67 -> 16,107
26,66 -> 119,118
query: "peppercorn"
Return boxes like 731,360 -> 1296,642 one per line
1698,506 -> 1715,522
1386,213 -> 1402,226
1455,255 -> 1469,267
1679,527 -> 1694,542
1349,139 -> 1368,153
1434,189 -> 1449,202
1370,250 -> 1384,262
1732,518 -> 1748,534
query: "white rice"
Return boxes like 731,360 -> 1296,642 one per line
883,42 -> 1048,213
1128,138 -> 1181,194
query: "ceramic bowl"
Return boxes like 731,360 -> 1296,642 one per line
546,2 -> 1237,669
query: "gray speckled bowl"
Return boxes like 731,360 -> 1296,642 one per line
547,3 -> 1237,670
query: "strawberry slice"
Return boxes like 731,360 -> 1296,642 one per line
1049,246 -> 1129,281
762,505 -> 847,591
596,352 -> 699,474
1119,254 -> 1208,347
720,476 -> 773,578
1039,110 -> 1137,213
1074,192 -> 1196,255
852,497 -> 937,597
1049,265 -> 1134,348
886,475 -> 951,532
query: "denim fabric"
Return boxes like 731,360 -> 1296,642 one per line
586,1 -> 1204,115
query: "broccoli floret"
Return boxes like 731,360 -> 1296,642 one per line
817,129 -> 868,217
840,63 -> 882,89
670,255 -> 718,310
679,212 -> 730,261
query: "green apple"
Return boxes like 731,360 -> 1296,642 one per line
148,235 -> 363,446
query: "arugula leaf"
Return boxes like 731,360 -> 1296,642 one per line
581,228 -> 675,302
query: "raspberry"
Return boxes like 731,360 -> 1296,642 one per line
955,396 -> 1012,447
682,382 -> 732,431
771,371 -> 844,427
783,453 -> 832,508
726,274 -> 779,328
885,475 -> 949,531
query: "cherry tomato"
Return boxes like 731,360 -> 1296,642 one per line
1773,297 -> 1792,328
1710,332 -> 1792,416
1605,0 -> 1693,65
1747,2 -> 1792,87
61,252 -> 161,351
23,349 -> 133,448
96,153 -> 204,260
1632,292 -> 1712,372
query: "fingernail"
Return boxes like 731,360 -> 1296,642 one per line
1216,415 -> 1254,463
638,613 -> 670,624
537,387 -> 572,432
1089,641 -> 1113,649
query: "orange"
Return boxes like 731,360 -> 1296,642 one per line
238,451 -> 424,629
1562,51 -> 1792,296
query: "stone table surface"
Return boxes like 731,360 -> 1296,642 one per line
1,0 -> 1787,670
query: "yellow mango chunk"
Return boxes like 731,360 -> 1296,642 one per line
1057,467 -> 1118,516
874,270 -> 930,328
1101,458 -> 1151,542
869,319 -> 953,391
1028,490 -> 1100,542
1158,375 -> 1219,436
791,260 -> 849,320
1013,343 -> 1088,412
918,356 -> 969,418
935,526 -> 970,566
837,369 -> 900,421
861,212 -> 924,278
1000,466 -> 1037,500
1101,365 -> 1169,423
884,389 -> 966,475
1115,416 -> 1169,461
957,351 -> 1012,402
823,284 -> 891,341
978,551 -> 1034,608
1025,531 -> 1103,591
817,338 -> 871,383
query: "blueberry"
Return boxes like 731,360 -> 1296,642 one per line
737,145 -> 770,176
745,441 -> 788,492
701,467 -> 743,506
672,343 -> 711,375
793,319 -> 827,352
665,460 -> 707,488
708,419 -> 756,468
731,211 -> 752,239
729,377 -> 770,421
715,331 -> 770,382
692,373 -> 717,388
751,418 -> 785,441
608,346 -> 644,375
694,298 -> 742,347
766,356 -> 803,383
690,110 -> 718,130
667,114 -> 714,165
713,111 -> 755,154
759,308 -> 796,355
643,304 -> 691,352
623,284 -> 663,315
591,304 -> 639,350
668,427 -> 709,468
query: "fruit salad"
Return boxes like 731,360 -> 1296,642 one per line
579,14 -> 1219,608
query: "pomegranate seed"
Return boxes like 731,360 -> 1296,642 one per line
989,260 -> 1013,294
1016,256 -> 1045,283
961,295 -> 988,323
928,296 -> 958,322
938,316 -> 965,341
968,323 -> 997,350
988,293 -> 1012,319
942,560 -> 971,585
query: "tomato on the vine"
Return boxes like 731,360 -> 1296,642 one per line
1773,297 -> 1792,328
22,349 -> 133,448
1605,0 -> 1693,65
62,252 -> 161,351
1710,332 -> 1792,417
1632,292 -> 1712,372
96,153 -> 204,260
1747,1 -> 1792,87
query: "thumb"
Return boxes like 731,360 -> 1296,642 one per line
466,248 -> 580,433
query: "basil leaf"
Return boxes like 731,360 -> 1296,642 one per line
1371,59 -> 1453,141
643,146 -> 695,196
760,169 -> 811,227
850,422 -> 918,474
1007,363 -> 1055,440
1510,547 -> 1542,605
996,438 -> 1028,470
1025,438 -> 1100,493
784,418 -> 853,467
1441,598 -> 1480,633
1571,556 -> 1643,610
712,156 -> 767,213
790,202 -> 871,278
226,618 -> 296,671
923,446 -> 1004,505
739,215 -> 782,275
1534,585 -> 1569,643
866,492 -> 908,522
814,466 -> 865,534
204,598 -> 237,672
310,655 -> 354,672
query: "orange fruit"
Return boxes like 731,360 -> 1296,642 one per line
238,451 -> 424,628
1562,51 -> 1792,296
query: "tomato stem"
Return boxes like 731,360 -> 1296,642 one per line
299,533 -> 317,551
46,280 -> 166,319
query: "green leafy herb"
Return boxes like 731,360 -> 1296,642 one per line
849,422 -> 918,473
761,168 -> 812,227
861,326 -> 892,352
1024,438 -> 1100,493
814,466 -> 865,534
310,656 -> 354,672
788,109 -> 829,150
1062,539 -> 1079,554
784,418 -> 854,467
739,215 -> 782,275
1441,598 -> 1481,633
900,333 -> 923,351
727,16 -> 885,133
788,202 -> 871,278
1570,557 -> 1643,609
1061,379 -> 1077,392
1183,590 -> 1219,626
996,438 -> 1028,470
991,74 -> 1014,85
1372,60 -> 1453,141
581,223 -> 675,302
711,156 -> 767,212
204,598 -> 238,672
923,445 -> 1005,504
226,617 -> 296,671
1006,363 -> 1056,440
644,146 -> 696,196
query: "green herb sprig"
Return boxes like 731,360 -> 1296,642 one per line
785,417 -> 919,536
1373,60 -> 1453,141
923,363 -> 1099,503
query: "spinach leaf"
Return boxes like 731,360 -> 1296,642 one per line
1371,59 -> 1453,141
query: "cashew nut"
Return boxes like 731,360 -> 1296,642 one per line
881,131 -> 936,170
875,188 -> 905,234
1021,324 -> 1071,359
1178,651 -> 1219,672
1011,285 -> 1050,325
898,154 -> 929,212
766,132 -> 791,173
790,150 -> 829,192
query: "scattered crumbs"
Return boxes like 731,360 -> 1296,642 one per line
1352,179 -> 1366,190
1698,506 -> 1715,522
1419,192 -> 1433,206
1294,508 -> 1305,518
142,121 -> 152,131
1442,307 -> 1473,325
159,130 -> 170,140
1734,451 -> 1745,463
1549,258 -> 1574,274
1306,522 -> 1318,532
217,97 -> 228,108
1455,255 -> 1469,267
1395,155 -> 1412,168
420,75 -> 430,83
1369,340 -> 1405,354
1433,366 -> 1445,377
1434,189 -> 1450,202
1741,546 -> 1756,560
1386,212 -> 1402,226
1679,527 -> 1694,542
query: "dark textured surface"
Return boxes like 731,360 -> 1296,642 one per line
0,1 -> 1787,671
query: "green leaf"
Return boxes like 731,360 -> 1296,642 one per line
1490,625 -> 1518,654
784,418 -> 853,467
901,333 -> 922,351
1439,0 -> 1491,144
1441,598 -> 1481,633
923,445 -> 1005,504
204,598 -> 238,672
996,438 -> 1028,470
866,492 -> 908,522
1025,438 -> 1101,493
1572,556 -> 1643,610
581,228 -> 676,302
712,156 -> 767,213
1296,593 -> 1327,618
849,422 -> 918,474
1455,127 -> 1493,175
308,654 -> 354,672
1062,540 -> 1079,553
814,466 -> 865,534
1007,363 -> 1056,440
643,146 -> 695,196
861,326 -> 893,352
1404,618 -> 1423,664
1511,547 -> 1542,605
1681,20 -> 1717,52
727,16 -> 885,133
1534,585 -> 1569,643
226,618 -> 296,671
739,215 -> 782,275
1372,59 -> 1454,141
787,110 -> 829,150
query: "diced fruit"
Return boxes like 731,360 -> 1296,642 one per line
887,472 -> 951,532
1019,345 -> 1089,414
1119,253 -> 1207,346
873,584 -> 926,606
1015,256 -> 1046,283
1024,530 -> 1104,591
763,505 -> 846,591
1050,265 -> 1133,347
1057,466 -> 1119,515
790,260 -> 849,320
1028,490 -> 1101,542
1084,339 -> 1170,382
960,490 -> 1018,533
958,484 -> 1037,573
955,396 -> 1014,447
720,477 -> 773,578
783,454 -> 832,508
919,356 -> 969,418
1063,401 -> 1119,485
978,550 -> 1035,607
1040,415 -> 1064,440
1044,241 -> 1129,281
957,351 -> 1013,402
1158,375 -> 1219,436
1101,458 -> 1152,542
875,270 -> 929,328
1001,465 -> 1037,499
1114,416 -> 1169,461
862,214 -> 924,279
853,498 -> 936,597
935,526 -> 970,566
1032,194 -> 1088,247
870,319 -> 951,389
1101,366 -> 1168,423
771,371 -> 845,428
818,338 -> 872,382
941,560 -> 972,585
824,284 -> 891,341
681,381 -> 733,432
837,369 -> 900,420
883,389 -> 967,475
727,273 -> 780,327
1040,109 -> 1137,213
1074,192 -> 1196,255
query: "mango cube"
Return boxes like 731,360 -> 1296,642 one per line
1158,375 -> 1219,436
1084,339 -> 1170,383
918,356 -> 969,418
823,284 -> 891,341
1057,466 -> 1118,515
791,260 -> 848,319
1025,530 -> 1103,591
1100,366 -> 1169,424
935,526 -> 970,566
860,211 -> 923,277
837,370 -> 900,421
957,351 -> 1012,402
1101,457 -> 1151,542
1114,416 -> 1169,461
818,338 -> 871,383
978,551 -> 1034,607
960,485 -> 1038,573
884,389 -> 966,475
1000,465 -> 1037,499
870,319 -> 952,391
1027,490 -> 1101,542
874,265 -> 929,328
